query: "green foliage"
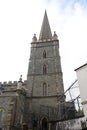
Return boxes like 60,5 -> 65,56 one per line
76,109 -> 84,117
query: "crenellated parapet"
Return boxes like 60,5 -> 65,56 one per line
0,80 -> 27,86
0,80 -> 27,93
0,81 -> 17,86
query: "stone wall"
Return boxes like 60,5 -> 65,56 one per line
56,117 -> 87,130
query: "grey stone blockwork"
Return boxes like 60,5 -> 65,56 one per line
27,39 -> 64,97
28,41 -> 61,75
0,11 -> 66,130
0,96 -> 12,125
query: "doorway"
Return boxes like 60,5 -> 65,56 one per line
41,117 -> 48,130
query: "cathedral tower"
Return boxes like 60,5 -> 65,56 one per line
27,11 -> 64,111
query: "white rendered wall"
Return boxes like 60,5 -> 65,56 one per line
75,64 -> 87,118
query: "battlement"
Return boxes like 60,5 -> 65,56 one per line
0,81 -> 17,86
0,80 -> 27,86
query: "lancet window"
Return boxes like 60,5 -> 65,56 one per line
43,51 -> 46,58
43,82 -> 47,96
0,108 -> 4,122
43,64 -> 47,75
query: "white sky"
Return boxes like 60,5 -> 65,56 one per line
0,0 -> 87,90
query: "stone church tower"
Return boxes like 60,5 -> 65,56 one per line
0,11 -> 67,130
27,10 -> 64,114
27,11 -> 64,129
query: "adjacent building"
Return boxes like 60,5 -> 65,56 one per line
75,63 -> 87,119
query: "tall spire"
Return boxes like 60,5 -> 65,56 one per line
39,10 -> 52,40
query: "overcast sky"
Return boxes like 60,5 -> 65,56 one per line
0,0 -> 87,90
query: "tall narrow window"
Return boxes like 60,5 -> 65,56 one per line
43,83 -> 47,96
43,51 -> 46,58
43,64 -> 47,75
0,108 -> 4,122
0,110 -> 2,122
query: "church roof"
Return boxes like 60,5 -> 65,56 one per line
39,10 -> 52,40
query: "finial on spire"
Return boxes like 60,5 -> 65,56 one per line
32,34 -> 37,42
53,31 -> 58,40
39,10 -> 52,40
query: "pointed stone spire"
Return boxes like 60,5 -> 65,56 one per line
39,10 -> 52,40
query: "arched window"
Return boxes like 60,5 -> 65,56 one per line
0,108 -> 4,122
0,110 -> 2,122
43,64 -> 47,75
43,83 -> 47,96
43,51 -> 46,58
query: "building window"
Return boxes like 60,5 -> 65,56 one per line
0,111 -> 2,122
43,64 -> 47,75
43,83 -> 47,96
0,108 -> 4,122
43,51 -> 46,58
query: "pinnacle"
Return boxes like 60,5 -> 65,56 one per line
39,10 -> 52,40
